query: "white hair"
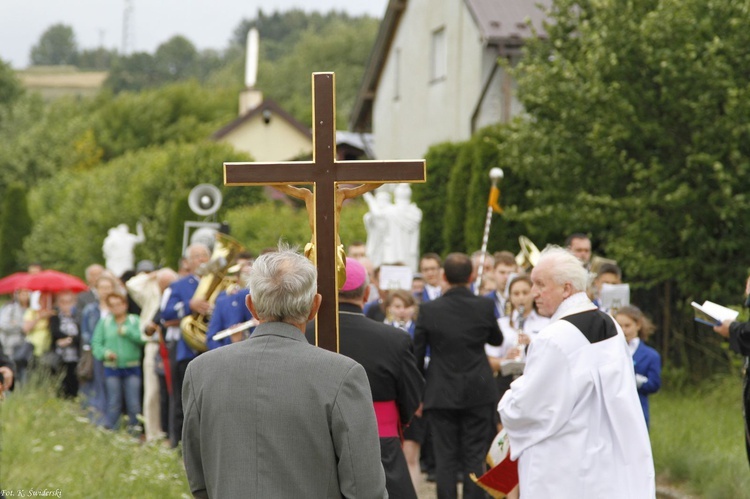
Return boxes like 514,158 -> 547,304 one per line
247,246 -> 317,324
537,245 -> 589,292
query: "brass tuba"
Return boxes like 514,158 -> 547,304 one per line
181,232 -> 245,353
515,236 -> 541,271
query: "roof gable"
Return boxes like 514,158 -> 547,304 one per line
463,0 -> 550,44
350,0 -> 550,132
212,98 -> 312,141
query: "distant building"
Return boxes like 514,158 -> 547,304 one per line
15,66 -> 107,100
350,0 -> 550,160
213,87 -> 374,163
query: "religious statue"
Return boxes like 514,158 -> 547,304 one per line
102,222 -> 145,278
274,182 -> 383,287
363,185 -> 422,271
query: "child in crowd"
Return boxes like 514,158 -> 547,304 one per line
615,305 -> 662,428
384,289 -> 416,337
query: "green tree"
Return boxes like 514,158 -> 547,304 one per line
255,16 -> 379,125
164,195 -> 194,269
412,142 -> 461,255
492,0 -> 750,376
442,144 -> 474,253
76,47 -> 118,70
24,142 -> 248,276
0,59 -> 23,107
92,80 -> 236,160
30,24 -> 78,65
105,52 -> 161,93
0,183 -> 33,275
154,36 -> 199,80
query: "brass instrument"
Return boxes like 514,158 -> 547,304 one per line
181,232 -> 245,353
515,236 -> 541,271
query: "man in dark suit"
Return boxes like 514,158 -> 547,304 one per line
414,252 -> 502,499
307,258 -> 424,498
183,247 -> 386,498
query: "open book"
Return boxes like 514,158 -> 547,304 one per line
691,300 -> 739,327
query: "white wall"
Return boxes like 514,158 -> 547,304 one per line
372,0 -> 485,160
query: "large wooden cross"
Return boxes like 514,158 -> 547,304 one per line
224,72 -> 426,352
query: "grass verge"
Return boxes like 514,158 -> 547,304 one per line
1,375 -> 190,498
651,373 -> 750,498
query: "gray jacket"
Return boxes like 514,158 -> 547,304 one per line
182,321 -> 387,498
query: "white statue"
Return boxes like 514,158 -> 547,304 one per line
102,222 -> 145,278
363,190 -> 391,268
363,185 -> 422,271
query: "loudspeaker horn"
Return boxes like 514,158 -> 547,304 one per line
188,184 -> 223,217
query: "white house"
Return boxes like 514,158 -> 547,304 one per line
350,0 -> 550,160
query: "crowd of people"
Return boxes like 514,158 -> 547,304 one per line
0,230 -> 667,498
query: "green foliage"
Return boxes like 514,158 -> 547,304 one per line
0,58 -> 23,107
231,9 -> 368,62
224,197 -> 368,255
442,144 -> 474,253
651,375 -> 750,497
76,47 -> 118,70
2,375 -> 189,496
24,142 -> 247,275
30,24 -> 78,65
448,0 -> 750,373
164,195 -> 193,270
0,94 -> 92,194
254,16 -> 379,126
413,142 -> 462,255
91,80 -> 236,160
0,183 -> 33,275
105,38 -> 232,93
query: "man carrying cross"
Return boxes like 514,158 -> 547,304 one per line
182,246 -> 387,498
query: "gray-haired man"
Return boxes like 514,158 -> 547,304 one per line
182,247 -> 386,499
498,246 -> 654,498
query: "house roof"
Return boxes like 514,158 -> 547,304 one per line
464,0 -> 550,44
212,98 -> 312,141
349,0 -> 550,132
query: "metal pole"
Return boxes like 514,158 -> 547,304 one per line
474,168 -> 504,295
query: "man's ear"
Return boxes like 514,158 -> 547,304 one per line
307,293 -> 323,322
246,294 -> 259,319
562,282 -> 574,299
362,285 -> 371,304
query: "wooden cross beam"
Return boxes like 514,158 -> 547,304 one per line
224,72 -> 426,352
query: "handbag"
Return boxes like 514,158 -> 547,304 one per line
76,349 -> 94,382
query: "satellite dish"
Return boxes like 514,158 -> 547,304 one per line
188,184 -> 223,217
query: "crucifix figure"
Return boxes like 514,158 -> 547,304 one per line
224,72 -> 426,352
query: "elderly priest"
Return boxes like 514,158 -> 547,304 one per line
498,246 -> 655,498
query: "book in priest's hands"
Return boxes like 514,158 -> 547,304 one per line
690,300 -> 739,327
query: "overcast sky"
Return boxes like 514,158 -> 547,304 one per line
0,0 -> 388,69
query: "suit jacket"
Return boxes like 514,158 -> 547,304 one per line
306,302 -> 424,426
306,303 -> 424,499
162,274 -> 200,362
415,286 -> 502,409
632,341 -> 661,426
182,321 -> 387,499
206,289 -> 253,350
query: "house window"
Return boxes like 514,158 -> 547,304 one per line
430,27 -> 447,82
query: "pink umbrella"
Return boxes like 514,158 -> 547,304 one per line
17,270 -> 88,294
0,272 -> 30,294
